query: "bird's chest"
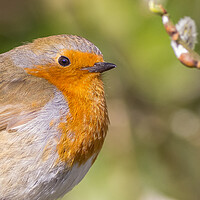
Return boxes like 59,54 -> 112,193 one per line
25,93 -> 106,198
0,90 -> 108,200
5,123 -> 99,200
0,128 -> 97,200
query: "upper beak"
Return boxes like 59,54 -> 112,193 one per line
82,62 -> 116,73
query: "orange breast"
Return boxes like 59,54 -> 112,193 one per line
57,74 -> 109,167
25,50 -> 109,167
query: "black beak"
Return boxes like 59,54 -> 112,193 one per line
82,62 -> 116,73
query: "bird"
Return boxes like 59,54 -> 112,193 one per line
0,34 -> 116,200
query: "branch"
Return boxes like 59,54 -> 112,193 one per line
149,0 -> 200,69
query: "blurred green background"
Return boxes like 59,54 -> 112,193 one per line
2,0 -> 200,199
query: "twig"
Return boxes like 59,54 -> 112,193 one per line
149,0 -> 200,69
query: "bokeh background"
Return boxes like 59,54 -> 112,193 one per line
1,0 -> 200,199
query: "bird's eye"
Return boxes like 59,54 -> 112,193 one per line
58,56 -> 70,67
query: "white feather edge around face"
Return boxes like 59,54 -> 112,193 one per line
0,89 -> 96,200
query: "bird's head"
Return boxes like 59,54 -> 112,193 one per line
10,35 -> 116,94
7,35 -> 115,164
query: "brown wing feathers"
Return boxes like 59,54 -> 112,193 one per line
0,53 -> 54,132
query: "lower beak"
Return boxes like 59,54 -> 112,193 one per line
82,62 -> 116,73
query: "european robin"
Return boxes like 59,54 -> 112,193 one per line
0,35 -> 116,200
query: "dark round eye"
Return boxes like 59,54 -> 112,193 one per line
58,56 -> 70,67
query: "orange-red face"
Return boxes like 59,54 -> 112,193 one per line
25,50 -> 103,79
25,49 -> 115,95
24,50 -> 103,91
